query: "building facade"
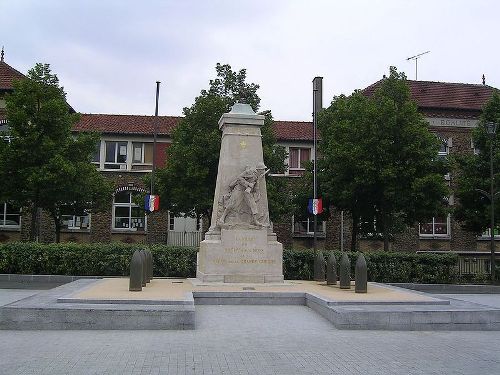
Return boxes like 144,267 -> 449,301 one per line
1,54 -> 498,256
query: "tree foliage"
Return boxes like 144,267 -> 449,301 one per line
454,91 -> 500,234
318,67 -> 449,250
155,63 -> 289,223
0,63 -> 112,242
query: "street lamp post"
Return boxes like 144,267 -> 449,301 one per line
485,122 -> 498,283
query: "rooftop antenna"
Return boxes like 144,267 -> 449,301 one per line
406,50 -> 430,80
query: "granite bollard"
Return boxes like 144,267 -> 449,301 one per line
314,250 -> 326,281
339,252 -> 351,289
326,252 -> 337,285
355,253 -> 368,293
139,250 -> 147,287
129,250 -> 143,291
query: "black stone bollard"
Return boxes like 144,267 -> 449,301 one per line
314,250 -> 326,281
326,252 -> 337,285
355,253 -> 368,293
339,252 -> 351,289
129,250 -> 143,291
139,250 -> 147,287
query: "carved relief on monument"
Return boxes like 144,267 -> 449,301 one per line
216,162 -> 270,229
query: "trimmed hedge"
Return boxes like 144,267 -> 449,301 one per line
0,242 -> 198,278
0,242 -> 460,283
283,249 -> 460,284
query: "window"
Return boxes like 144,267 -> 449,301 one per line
60,206 -> 90,230
132,142 -> 153,164
105,141 -> 127,169
289,147 -> 311,176
419,215 -> 450,237
471,139 -> 480,155
437,136 -> 451,160
92,142 -> 101,164
0,202 -> 20,228
113,191 -> 146,231
293,215 -> 325,236
169,214 -> 175,231
480,227 -> 500,239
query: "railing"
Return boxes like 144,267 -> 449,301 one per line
167,231 -> 203,247
457,256 -> 491,276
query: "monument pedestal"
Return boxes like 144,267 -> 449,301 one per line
196,103 -> 284,284
197,229 -> 283,283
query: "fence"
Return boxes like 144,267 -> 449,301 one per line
166,231 -> 203,247
457,255 -> 491,277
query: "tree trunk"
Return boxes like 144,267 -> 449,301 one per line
383,214 -> 390,252
30,204 -> 37,242
54,217 -> 61,243
350,216 -> 359,251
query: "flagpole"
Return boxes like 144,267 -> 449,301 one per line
312,77 -> 323,253
151,81 -> 160,195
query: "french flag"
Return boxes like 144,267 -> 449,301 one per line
145,194 -> 160,212
308,198 -> 323,215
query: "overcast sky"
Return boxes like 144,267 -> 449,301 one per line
1,0 -> 499,121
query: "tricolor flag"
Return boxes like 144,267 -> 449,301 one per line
145,194 -> 160,212
308,198 -> 323,215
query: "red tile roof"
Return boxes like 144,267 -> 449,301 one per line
73,114 -> 181,135
0,61 -> 26,91
273,120 -> 313,141
363,79 -> 495,111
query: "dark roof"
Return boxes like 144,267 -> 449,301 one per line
273,120 -> 313,141
363,79 -> 495,112
73,114 -> 182,135
0,60 -> 26,91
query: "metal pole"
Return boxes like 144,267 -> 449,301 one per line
491,138 -> 496,283
151,81 -> 160,195
415,58 -> 418,80
313,85 -> 318,253
340,210 -> 344,252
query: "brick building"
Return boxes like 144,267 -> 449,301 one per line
1,53 -> 498,256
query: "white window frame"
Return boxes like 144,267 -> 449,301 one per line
285,145 -> 312,176
104,141 -> 128,170
61,213 -> 91,230
419,214 -> 451,238
0,202 -> 21,228
437,136 -> 451,159
479,227 -> 500,239
112,191 -> 147,232
132,142 -> 153,166
470,138 -> 480,155
292,215 -> 326,236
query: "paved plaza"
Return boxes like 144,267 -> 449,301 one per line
1,288 -> 500,375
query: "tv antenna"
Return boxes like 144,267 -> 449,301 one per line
406,50 -> 430,80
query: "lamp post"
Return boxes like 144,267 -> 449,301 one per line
485,122 -> 498,283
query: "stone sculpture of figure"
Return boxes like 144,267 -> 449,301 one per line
219,162 -> 269,226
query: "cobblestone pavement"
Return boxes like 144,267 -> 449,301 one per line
1,293 -> 500,374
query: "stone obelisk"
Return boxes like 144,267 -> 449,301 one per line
196,103 -> 284,283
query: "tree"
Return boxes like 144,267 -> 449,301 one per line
155,63 -> 289,225
318,67 -> 449,251
0,63 -> 112,242
454,91 -> 500,234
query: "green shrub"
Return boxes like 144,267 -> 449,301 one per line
282,249 -> 459,284
0,243 -> 459,283
0,242 -> 197,277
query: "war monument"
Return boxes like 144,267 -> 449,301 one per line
196,103 -> 284,283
